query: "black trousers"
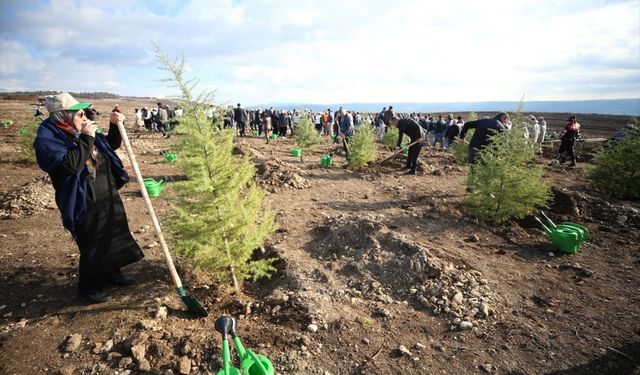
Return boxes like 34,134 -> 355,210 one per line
558,140 -> 576,165
406,141 -> 422,170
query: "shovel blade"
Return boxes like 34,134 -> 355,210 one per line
181,294 -> 209,317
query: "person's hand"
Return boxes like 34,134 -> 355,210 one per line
80,120 -> 97,137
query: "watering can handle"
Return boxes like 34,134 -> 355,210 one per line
535,217 -> 552,234
540,211 -> 556,228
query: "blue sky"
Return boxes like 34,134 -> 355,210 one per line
1,0 -> 639,106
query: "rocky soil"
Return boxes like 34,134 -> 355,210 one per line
0,98 -> 638,375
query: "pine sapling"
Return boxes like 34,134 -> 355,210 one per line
155,46 -> 277,292
348,124 -> 377,170
294,116 -> 322,162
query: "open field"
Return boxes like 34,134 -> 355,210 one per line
0,98 -> 638,375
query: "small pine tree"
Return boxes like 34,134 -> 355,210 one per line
294,117 -> 322,162
155,46 -> 277,291
451,112 -> 477,165
382,126 -> 407,149
464,106 -> 552,224
348,124 -> 377,170
20,118 -> 39,164
588,136 -> 640,201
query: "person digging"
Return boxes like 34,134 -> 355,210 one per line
391,116 -> 423,175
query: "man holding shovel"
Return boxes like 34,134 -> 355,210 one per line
391,116 -> 424,175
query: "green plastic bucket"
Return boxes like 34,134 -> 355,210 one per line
270,134 -> 278,139
164,152 -> 177,163
143,178 -> 164,197
320,155 -> 332,166
251,130 -> 259,137
291,148 -> 302,157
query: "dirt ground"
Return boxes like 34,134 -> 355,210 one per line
0,98 -> 639,375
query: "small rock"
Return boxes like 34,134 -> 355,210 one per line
414,342 -> 426,350
154,306 -> 168,320
465,234 -> 480,243
452,292 -> 464,304
138,358 -> 151,372
480,303 -> 490,318
178,356 -> 191,374
163,370 -> 175,375
103,339 -> 114,352
64,333 -> 82,353
131,344 -> 146,361
480,363 -> 493,372
307,323 -> 319,333
459,321 -> 473,330
398,345 -> 413,356
118,356 -> 133,368
145,241 -> 158,249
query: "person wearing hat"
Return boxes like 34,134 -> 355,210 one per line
33,92 -> 144,303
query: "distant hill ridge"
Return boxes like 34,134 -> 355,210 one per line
2,92 -> 637,115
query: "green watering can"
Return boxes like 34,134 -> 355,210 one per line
291,148 -> 302,157
215,316 -> 274,375
270,134 -> 279,140
535,211 -> 589,254
164,152 -> 177,163
320,155 -> 333,167
143,178 -> 165,198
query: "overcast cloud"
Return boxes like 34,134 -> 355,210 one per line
1,0 -> 638,106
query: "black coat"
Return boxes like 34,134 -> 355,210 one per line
396,118 -> 422,147
460,118 -> 506,149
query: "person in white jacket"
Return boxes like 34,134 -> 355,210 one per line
526,114 -> 539,142
536,116 -> 547,153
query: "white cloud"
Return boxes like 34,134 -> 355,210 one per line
0,0 -> 638,104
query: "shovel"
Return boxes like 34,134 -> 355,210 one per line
376,139 -> 421,164
114,120 -> 208,317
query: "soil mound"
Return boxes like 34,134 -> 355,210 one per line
312,215 -> 498,330
0,176 -> 54,219
255,159 -> 311,191
551,187 -> 640,228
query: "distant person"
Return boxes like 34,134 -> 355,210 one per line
526,115 -> 540,142
383,106 -> 395,126
536,116 -> 547,153
156,102 -> 169,138
391,116 -> 423,175
432,115 -> 446,151
33,92 -> 143,303
556,115 -> 581,167
459,112 -> 510,164
338,108 -> 355,158
234,103 -> 248,136
134,108 -> 143,132
445,116 -> 464,148
33,104 -> 45,121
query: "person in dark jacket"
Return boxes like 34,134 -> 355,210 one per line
557,115 -> 581,167
234,103 -> 247,136
459,112 -> 509,163
33,93 -> 143,304
391,116 -> 423,174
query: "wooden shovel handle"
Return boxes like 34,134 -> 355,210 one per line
114,121 -> 184,290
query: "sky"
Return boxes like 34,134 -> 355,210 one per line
0,0 -> 639,107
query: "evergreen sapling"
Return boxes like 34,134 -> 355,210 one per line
155,46 -> 277,291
